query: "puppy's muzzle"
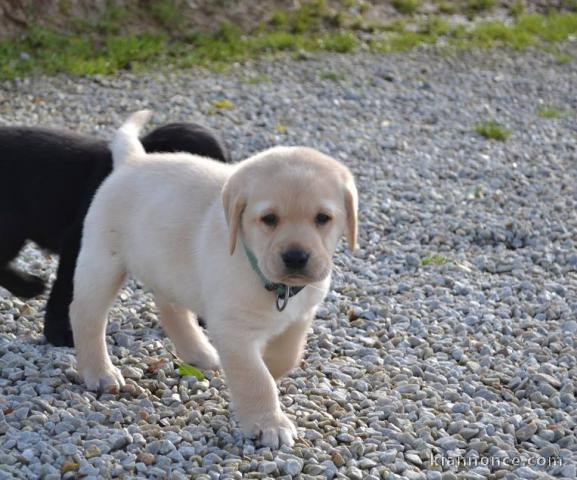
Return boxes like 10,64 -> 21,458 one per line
281,249 -> 310,270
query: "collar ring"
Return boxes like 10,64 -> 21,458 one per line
276,286 -> 290,312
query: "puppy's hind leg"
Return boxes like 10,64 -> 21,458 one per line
154,295 -> 220,370
0,224 -> 44,298
70,247 -> 126,392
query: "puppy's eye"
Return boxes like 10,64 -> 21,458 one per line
261,213 -> 279,227
315,213 -> 332,226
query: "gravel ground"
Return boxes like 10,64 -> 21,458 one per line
1,45 -> 577,479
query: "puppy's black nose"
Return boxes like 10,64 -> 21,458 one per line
282,249 -> 310,270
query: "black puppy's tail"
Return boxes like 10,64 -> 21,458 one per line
111,110 -> 152,168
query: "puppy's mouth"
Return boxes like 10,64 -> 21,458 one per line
278,268 -> 330,286
281,274 -> 311,286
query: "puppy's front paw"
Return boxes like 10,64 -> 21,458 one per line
242,411 -> 297,449
178,342 -> 220,371
80,363 -> 125,393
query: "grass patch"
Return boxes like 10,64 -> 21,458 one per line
213,99 -> 235,110
320,71 -> 346,81
148,0 -> 182,28
93,3 -> 129,35
0,9 -> 576,79
434,1 -> 458,14
509,1 -> 524,18
474,121 -> 511,141
370,13 -> 577,54
322,32 -> 358,52
370,30 -> 433,53
243,74 -> 271,84
555,53 -> 573,64
537,105 -> 566,118
421,254 -> 449,266
461,21 -> 534,49
466,0 -> 495,15
268,0 -> 340,34
276,123 -> 288,133
0,26 -> 167,78
517,13 -> 577,42
392,0 -> 422,15
422,17 -> 453,36
453,12 -> 576,50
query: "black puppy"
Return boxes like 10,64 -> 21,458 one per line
0,123 -> 229,346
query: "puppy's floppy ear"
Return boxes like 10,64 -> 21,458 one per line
222,174 -> 247,255
343,177 -> 358,250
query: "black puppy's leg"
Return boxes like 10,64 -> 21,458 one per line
44,225 -> 81,347
0,232 -> 45,298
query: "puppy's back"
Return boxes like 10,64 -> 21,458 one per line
95,153 -> 231,224
0,127 -> 108,172
141,123 -> 230,163
0,127 -> 110,248
84,153 -> 232,296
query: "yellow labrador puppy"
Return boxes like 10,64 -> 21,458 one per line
70,110 -> 357,448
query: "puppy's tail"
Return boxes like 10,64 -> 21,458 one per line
111,110 -> 152,168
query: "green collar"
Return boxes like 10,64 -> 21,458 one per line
243,245 -> 304,311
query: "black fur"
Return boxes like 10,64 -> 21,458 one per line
0,123 -> 229,346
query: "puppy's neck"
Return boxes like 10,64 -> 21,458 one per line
242,244 -> 304,312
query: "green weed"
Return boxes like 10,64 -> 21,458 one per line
421,254 -> 449,266
537,105 -> 566,118
320,71 -> 346,81
392,0 -> 422,15
175,362 -> 204,380
555,53 -> 572,64
243,74 -> 271,84
148,0 -> 182,28
474,121 -> 511,141
509,1 -> 524,18
213,99 -> 235,109
466,0 -> 495,15
434,1 -> 458,15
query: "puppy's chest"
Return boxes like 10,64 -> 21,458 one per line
265,309 -> 300,338
249,291 -> 320,339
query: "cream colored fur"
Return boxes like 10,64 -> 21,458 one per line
70,110 -> 358,448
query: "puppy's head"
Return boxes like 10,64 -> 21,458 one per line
222,147 -> 357,286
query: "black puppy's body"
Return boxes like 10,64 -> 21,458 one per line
0,123 -> 229,346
